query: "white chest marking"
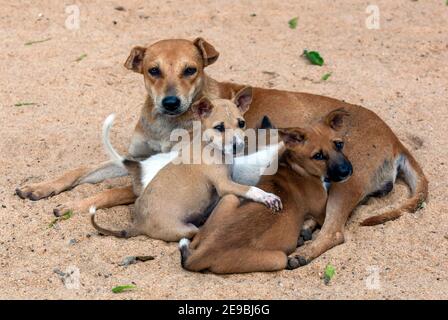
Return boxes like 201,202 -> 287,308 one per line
232,144 -> 281,186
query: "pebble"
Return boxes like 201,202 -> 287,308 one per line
118,255 -> 155,266
119,256 -> 137,266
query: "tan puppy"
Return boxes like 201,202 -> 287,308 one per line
179,110 -> 353,273
91,89 -> 282,242
17,38 -> 428,264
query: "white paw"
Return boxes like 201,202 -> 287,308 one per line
247,187 -> 283,212
261,192 -> 283,212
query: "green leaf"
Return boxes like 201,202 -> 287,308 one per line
75,54 -> 87,62
15,102 -> 37,107
112,285 -> 136,293
25,38 -> 51,46
288,17 -> 298,29
303,50 -> 324,66
48,210 -> 73,228
321,72 -> 332,81
324,263 -> 335,285
48,219 -> 58,228
417,201 -> 426,210
60,210 -> 74,220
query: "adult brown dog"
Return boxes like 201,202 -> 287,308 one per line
16,38 -> 428,265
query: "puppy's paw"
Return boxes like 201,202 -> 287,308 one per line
16,183 -> 56,201
53,203 -> 77,217
286,256 -> 308,270
246,187 -> 283,212
300,228 -> 313,242
262,193 -> 283,212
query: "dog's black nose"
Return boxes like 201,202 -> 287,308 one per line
328,160 -> 353,182
162,96 -> 181,111
337,162 -> 353,180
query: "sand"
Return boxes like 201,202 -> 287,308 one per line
0,0 -> 447,299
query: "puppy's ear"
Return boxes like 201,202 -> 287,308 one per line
323,108 -> 350,131
124,46 -> 146,73
278,128 -> 307,147
257,115 -> 276,129
193,38 -> 220,67
233,86 -> 253,114
191,97 -> 214,119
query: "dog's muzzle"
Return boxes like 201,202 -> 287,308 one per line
328,160 -> 353,183
160,96 -> 182,115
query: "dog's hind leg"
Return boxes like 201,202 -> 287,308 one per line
208,249 -> 288,274
181,247 -> 287,273
360,150 -> 428,226
16,160 -> 127,201
289,179 -> 365,266
53,185 -> 136,216
149,220 -> 199,242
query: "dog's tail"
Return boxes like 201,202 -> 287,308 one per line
102,114 -> 125,165
89,206 -> 140,238
102,114 -> 141,192
361,150 -> 428,226
178,238 -> 191,269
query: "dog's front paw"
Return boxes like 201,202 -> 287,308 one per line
261,193 -> 283,212
53,203 -> 77,217
16,183 -> 56,201
246,187 -> 283,212
286,255 -> 308,270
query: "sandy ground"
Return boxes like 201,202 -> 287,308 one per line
0,0 -> 447,300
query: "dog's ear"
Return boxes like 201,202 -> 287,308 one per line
258,115 -> 276,129
233,86 -> 253,114
323,108 -> 350,131
278,128 -> 307,147
193,38 -> 219,67
191,97 -> 214,119
124,46 -> 146,73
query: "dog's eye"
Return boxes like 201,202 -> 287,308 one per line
214,123 -> 225,132
334,141 -> 344,150
238,119 -> 246,128
312,152 -> 325,161
148,67 -> 161,77
183,67 -> 197,77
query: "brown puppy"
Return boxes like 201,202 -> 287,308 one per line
179,110 -> 352,273
16,38 -> 428,264
90,90 -> 282,242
